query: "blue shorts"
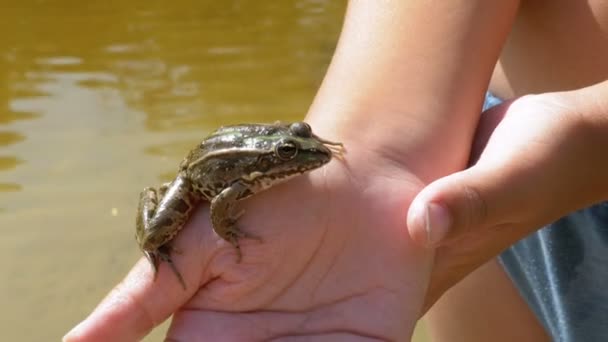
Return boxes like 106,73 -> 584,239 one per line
483,92 -> 608,341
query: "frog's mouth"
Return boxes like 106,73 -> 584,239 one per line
245,142 -> 343,192
245,167 -> 313,192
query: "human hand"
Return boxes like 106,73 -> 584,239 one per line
407,82 -> 608,311
64,132 -> 433,341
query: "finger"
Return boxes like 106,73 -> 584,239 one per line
64,208 -> 212,342
407,167 -> 519,246
63,260 -> 179,342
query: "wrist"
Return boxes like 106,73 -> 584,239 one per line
300,0 -> 520,182
306,102 -> 477,183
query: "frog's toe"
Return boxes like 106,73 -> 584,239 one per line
242,230 -> 263,243
233,238 -> 243,262
155,246 -> 187,290
227,224 -> 262,242
225,226 -> 266,263
232,209 -> 245,221
222,229 -> 242,261
143,251 -> 159,274
166,244 -> 183,255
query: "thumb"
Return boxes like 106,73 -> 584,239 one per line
407,98 -> 526,247
407,97 -> 539,247
407,164 -> 527,247
407,96 -> 535,247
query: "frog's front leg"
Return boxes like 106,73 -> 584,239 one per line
210,181 -> 261,261
136,176 -> 197,289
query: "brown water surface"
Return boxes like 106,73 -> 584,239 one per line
0,1 -> 428,340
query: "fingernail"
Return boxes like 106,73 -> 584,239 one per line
424,202 -> 452,246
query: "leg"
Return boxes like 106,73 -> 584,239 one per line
136,187 -> 158,268
210,182 -> 261,261
136,178 -> 193,289
158,182 -> 171,198
424,259 -> 549,342
153,245 -> 186,289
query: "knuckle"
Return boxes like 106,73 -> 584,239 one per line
461,184 -> 487,233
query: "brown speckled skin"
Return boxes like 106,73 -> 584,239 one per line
135,122 -> 340,288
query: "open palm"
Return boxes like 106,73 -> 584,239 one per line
65,140 -> 433,342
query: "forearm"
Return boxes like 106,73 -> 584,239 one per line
307,0 -> 520,180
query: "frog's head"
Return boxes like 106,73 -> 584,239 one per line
240,122 -> 342,189
183,122 -> 342,192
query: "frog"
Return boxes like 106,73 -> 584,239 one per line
135,122 -> 343,289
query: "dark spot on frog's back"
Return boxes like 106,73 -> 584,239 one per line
238,188 -> 253,199
174,198 -> 191,213
154,216 -> 174,230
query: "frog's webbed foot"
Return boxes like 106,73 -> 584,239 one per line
143,246 -> 186,290
155,245 -> 186,290
223,218 -> 263,262
211,183 -> 263,262
143,250 -> 159,274
136,179 -> 193,290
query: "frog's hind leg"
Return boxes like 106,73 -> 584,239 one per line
210,182 -> 262,262
141,247 -> 186,290
136,181 -> 191,290
137,187 -> 160,270
158,182 -> 172,198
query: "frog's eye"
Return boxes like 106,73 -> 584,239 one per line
275,140 -> 299,160
290,122 -> 312,138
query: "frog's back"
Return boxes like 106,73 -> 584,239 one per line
183,123 -> 289,198
182,122 -> 334,201
203,123 -> 287,148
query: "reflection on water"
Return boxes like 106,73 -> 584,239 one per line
0,156 -> 23,173
0,1 -> 348,341
106,1 -> 343,131
0,131 -> 26,146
